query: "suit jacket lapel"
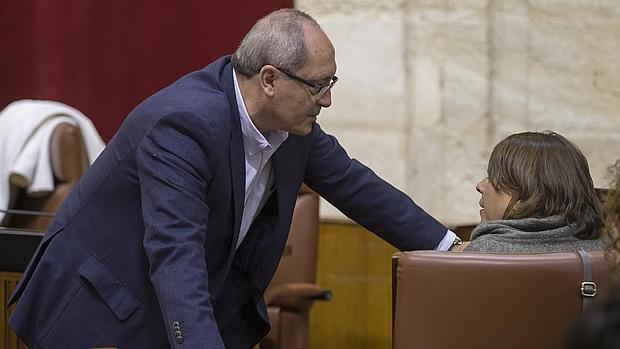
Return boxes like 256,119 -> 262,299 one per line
228,122 -> 245,251
271,144 -> 301,236
240,147 -> 301,296
222,62 -> 245,256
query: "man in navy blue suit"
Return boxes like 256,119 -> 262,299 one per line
9,8 -> 458,349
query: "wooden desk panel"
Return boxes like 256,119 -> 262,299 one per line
0,228 -> 42,349
2,272 -> 26,349
309,222 -> 397,349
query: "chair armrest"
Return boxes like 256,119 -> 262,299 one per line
265,282 -> 332,313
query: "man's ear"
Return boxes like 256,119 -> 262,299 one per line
258,65 -> 278,97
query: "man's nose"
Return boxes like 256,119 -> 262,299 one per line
316,89 -> 332,108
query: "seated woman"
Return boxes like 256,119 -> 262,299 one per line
463,131 -> 605,252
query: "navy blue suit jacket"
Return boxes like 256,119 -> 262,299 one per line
8,56 -> 447,348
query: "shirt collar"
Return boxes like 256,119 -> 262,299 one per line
233,69 -> 288,156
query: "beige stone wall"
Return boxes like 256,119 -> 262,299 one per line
296,0 -> 620,225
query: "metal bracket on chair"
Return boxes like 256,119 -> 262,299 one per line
577,250 -> 596,312
581,281 -> 597,297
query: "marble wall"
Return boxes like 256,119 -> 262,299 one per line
296,0 -> 620,225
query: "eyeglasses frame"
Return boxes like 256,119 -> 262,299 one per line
272,66 -> 338,98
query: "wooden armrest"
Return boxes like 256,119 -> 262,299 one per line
265,282 -> 332,312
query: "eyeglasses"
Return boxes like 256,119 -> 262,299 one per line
273,66 -> 338,99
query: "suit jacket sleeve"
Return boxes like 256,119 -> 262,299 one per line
303,123 -> 447,251
136,111 -> 225,348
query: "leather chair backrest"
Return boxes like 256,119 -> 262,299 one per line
50,123 -> 89,182
269,185 -> 320,287
7,123 -> 88,230
392,250 -> 615,349
259,186 -> 326,349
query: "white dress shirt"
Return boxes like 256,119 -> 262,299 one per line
436,230 -> 457,251
233,70 -> 288,249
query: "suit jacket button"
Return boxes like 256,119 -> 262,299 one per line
175,330 -> 182,337
172,321 -> 180,327
176,336 -> 184,344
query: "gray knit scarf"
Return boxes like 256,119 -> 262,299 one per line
464,215 -> 606,253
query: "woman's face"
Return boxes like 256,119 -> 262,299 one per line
476,177 -> 513,222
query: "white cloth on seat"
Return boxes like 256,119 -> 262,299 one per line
0,99 -> 106,223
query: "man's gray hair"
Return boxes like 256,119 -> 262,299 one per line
232,9 -> 320,77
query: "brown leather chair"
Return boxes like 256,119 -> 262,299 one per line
392,250 -> 615,349
260,185 -> 331,349
3,123 -> 88,230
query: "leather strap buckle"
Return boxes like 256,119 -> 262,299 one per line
581,281 -> 597,297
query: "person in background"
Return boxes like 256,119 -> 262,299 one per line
7,8 -> 456,349
460,131 -> 605,253
565,160 -> 620,349
603,161 -> 620,266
